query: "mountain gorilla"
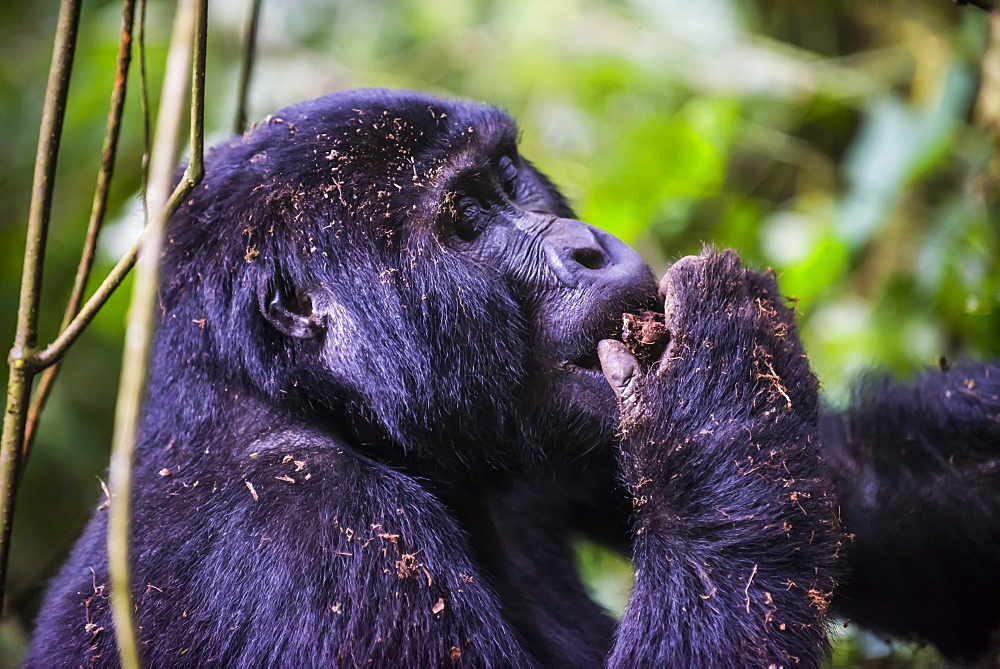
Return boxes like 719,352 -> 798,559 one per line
26,89 -> 1000,666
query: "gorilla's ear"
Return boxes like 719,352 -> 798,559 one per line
258,279 -> 324,340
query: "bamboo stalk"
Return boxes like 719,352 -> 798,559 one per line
106,0 -> 207,665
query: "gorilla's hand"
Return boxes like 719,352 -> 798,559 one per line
599,250 -> 820,482
600,250 -> 843,667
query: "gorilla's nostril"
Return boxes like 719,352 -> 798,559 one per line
572,247 -> 607,270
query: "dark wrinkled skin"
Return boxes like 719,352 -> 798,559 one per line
26,90 -> 1000,667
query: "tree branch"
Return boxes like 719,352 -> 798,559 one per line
107,0 -> 207,665
233,0 -> 263,135
954,0 -> 998,12
32,235 -> 142,372
0,0 -> 82,614
138,0 -> 151,212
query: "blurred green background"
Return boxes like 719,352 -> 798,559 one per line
1,0 -> 998,665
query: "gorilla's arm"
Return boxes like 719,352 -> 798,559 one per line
475,478 -> 617,665
26,436 -> 537,667
598,251 -> 843,667
822,362 -> 1000,661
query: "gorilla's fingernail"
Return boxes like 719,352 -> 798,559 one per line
598,339 -> 638,400
658,254 -> 703,297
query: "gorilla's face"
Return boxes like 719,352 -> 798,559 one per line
448,153 -> 659,448
221,89 -> 656,461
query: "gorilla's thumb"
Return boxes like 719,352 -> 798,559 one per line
598,339 -> 639,402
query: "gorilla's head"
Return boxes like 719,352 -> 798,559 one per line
160,89 -> 657,467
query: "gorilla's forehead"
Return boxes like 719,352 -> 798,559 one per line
200,88 -> 521,242
246,88 -> 519,182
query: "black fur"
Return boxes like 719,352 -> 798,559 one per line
824,362 -> 1000,661
599,252 -> 841,666
25,89 -> 1000,666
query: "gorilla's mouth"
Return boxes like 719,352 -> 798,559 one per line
564,350 -> 604,373
562,309 -> 670,376
561,319 -> 625,375
556,277 -> 663,379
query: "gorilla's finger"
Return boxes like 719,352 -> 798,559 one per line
598,339 -> 639,402
657,254 -> 705,299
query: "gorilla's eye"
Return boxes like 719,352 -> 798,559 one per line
497,155 -> 519,199
452,196 -> 487,241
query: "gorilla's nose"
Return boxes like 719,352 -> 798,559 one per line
546,218 -> 655,295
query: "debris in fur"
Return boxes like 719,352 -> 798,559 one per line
622,310 -> 670,366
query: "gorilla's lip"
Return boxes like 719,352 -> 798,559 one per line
561,322 -> 623,375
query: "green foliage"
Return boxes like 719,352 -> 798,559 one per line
1,1 -> 997,664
